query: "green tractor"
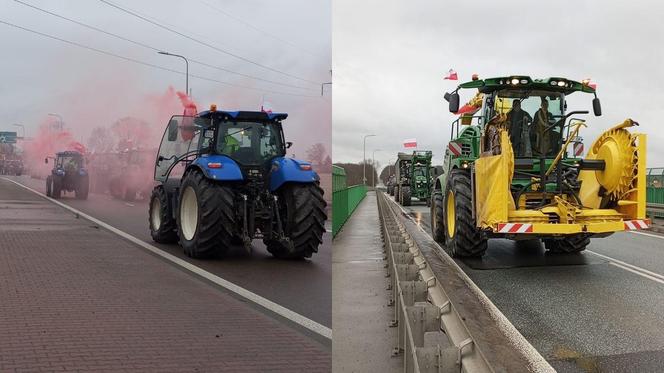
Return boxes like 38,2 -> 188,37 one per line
431,75 -> 649,258
393,150 -> 433,206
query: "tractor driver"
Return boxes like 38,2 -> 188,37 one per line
532,98 -> 555,156
506,100 -> 532,156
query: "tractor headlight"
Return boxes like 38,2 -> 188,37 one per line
462,162 -> 469,169
511,78 -> 520,85
557,81 -> 566,87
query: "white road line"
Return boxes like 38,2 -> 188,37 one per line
588,250 -> 664,284
628,230 -> 664,240
2,177 -> 332,340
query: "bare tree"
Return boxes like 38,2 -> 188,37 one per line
305,143 -> 327,165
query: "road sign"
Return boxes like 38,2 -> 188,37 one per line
0,131 -> 17,144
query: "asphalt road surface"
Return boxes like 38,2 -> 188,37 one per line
387,195 -> 664,373
9,176 -> 331,328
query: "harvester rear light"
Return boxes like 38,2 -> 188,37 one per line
299,164 -> 312,171
207,162 -> 223,168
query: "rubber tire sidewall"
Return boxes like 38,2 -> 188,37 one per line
430,190 -> 445,242
149,186 -> 178,244
443,169 -> 487,258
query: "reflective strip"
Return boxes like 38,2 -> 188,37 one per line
574,142 -> 584,156
624,219 -> 650,230
497,223 -> 533,233
448,142 -> 463,156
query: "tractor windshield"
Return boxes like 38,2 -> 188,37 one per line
493,89 -> 564,158
57,156 -> 83,171
215,121 -> 284,165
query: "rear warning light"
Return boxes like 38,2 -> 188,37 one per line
207,162 -> 222,169
299,164 -> 312,171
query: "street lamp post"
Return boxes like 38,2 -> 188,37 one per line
363,134 -> 376,185
372,149 -> 381,187
12,124 -> 25,139
158,51 -> 189,96
47,113 -> 63,131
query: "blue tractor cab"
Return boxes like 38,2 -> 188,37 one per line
45,150 -> 89,200
148,107 -> 327,259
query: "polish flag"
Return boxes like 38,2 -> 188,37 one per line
444,69 -> 458,80
583,78 -> 597,90
403,138 -> 417,148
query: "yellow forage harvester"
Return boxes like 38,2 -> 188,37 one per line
432,76 -> 648,257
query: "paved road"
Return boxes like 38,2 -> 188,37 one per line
0,178 -> 330,372
386,195 -> 664,373
9,175 -> 331,328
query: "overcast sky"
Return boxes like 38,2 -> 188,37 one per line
333,0 -> 664,174
0,0 -> 330,158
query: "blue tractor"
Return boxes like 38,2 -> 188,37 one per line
45,150 -> 89,200
148,107 -> 327,259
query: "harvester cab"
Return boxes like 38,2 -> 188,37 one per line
45,151 -> 89,200
149,106 -> 327,260
432,75 -> 648,257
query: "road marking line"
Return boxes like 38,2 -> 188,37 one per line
628,230 -> 664,240
2,177 -> 332,340
588,250 -> 664,284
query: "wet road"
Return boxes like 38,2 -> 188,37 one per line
387,195 -> 664,373
9,176 -> 331,328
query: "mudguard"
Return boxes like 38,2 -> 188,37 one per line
270,157 -> 319,191
188,154 -> 244,181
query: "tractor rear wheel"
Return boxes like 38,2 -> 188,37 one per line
149,186 -> 178,244
401,186 -> 412,206
430,190 -> 445,242
76,175 -> 89,200
177,171 -> 235,259
443,169 -> 487,257
46,176 -> 52,197
543,234 -> 590,253
266,183 -> 327,259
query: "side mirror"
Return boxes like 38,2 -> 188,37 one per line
44,158 -> 48,164
167,120 -> 179,141
448,92 -> 460,113
592,98 -> 602,116
286,141 -> 293,149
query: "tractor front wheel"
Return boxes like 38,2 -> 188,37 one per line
443,169 -> 487,257
544,234 -> 590,254
266,183 -> 327,259
52,177 -> 62,199
177,171 -> 235,259
149,186 -> 178,244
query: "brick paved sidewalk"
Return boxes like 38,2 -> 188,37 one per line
0,178 -> 330,372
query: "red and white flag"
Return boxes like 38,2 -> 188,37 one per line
444,69 -> 458,80
403,138 -> 417,148
583,78 -> 597,90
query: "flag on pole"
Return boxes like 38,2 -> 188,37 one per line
261,101 -> 273,113
444,69 -> 458,80
403,138 -> 417,148
583,78 -> 597,90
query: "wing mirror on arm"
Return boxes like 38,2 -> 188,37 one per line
592,97 -> 602,116
286,141 -> 293,149
445,91 -> 460,113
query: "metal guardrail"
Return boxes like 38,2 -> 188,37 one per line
647,202 -> 664,219
377,191 -> 492,373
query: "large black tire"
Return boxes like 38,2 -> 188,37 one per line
52,177 -> 62,199
177,171 -> 235,259
430,190 -> 445,242
266,183 -> 327,259
76,175 -> 89,200
543,234 -> 590,253
149,186 -> 178,244
444,169 -> 487,257
394,186 -> 400,201
46,176 -> 52,197
401,186 -> 411,206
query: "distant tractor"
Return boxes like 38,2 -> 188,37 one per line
432,75 -> 649,258
393,151 -> 433,206
148,107 -> 327,259
393,153 -> 413,205
386,174 -> 396,196
45,151 -> 89,200
109,149 -> 156,202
